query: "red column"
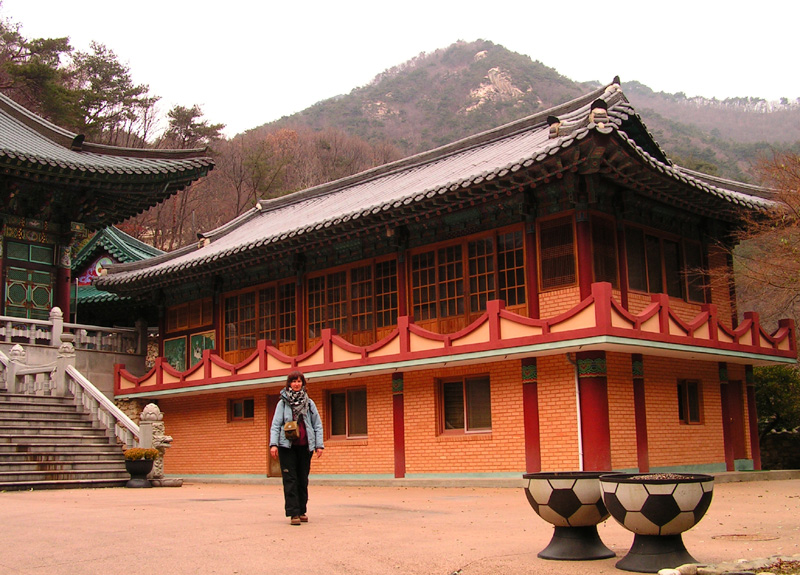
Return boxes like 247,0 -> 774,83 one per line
719,362 -> 735,471
56,264 -> 71,320
616,221 -> 629,310
521,357 -> 541,472
631,354 -> 649,472
524,221 -> 540,319
392,373 -> 406,478
745,365 -> 762,470
575,208 -> 593,301
577,350 -> 611,471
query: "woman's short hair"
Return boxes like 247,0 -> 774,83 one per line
285,370 -> 307,388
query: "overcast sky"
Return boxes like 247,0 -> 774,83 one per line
2,0 -> 798,137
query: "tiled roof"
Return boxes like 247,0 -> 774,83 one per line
0,92 -> 214,228
73,226 -> 163,270
95,80 -> 773,292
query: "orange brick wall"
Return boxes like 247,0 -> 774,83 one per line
536,355 -> 580,470
159,390 -> 270,475
157,353 -> 746,476
642,356 -> 725,468
539,286 -> 582,317
403,361 -> 526,474
607,352 -> 638,470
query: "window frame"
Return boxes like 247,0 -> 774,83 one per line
408,225 -> 527,330
437,375 -> 492,435
223,280 -> 296,359
305,256 -> 398,347
625,225 -> 707,303
327,387 -> 368,439
538,214 -> 577,291
677,379 -> 703,424
228,397 -> 255,422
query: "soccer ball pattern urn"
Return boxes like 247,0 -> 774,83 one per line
600,473 -> 714,573
523,471 -> 614,561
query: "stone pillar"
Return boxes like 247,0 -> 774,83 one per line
5,344 -> 26,394
139,403 -> 182,487
55,334 -> 76,396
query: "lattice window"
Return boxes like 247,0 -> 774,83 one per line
468,237 -> 494,313
374,259 -> 397,328
350,265 -> 373,332
539,216 -> 576,289
438,245 -> 464,318
307,276 -> 325,339
258,286 -> 277,344
626,226 -> 693,300
497,230 -> 526,308
278,283 -> 296,343
591,216 -> 618,288
326,271 -> 348,333
411,251 -> 437,321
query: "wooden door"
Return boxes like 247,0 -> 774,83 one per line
728,381 -> 747,460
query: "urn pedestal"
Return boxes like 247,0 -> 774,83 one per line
125,459 -> 154,488
599,473 -> 714,573
523,471 -> 615,561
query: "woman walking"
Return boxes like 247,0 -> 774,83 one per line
270,370 -> 324,525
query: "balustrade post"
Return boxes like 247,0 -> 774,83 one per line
6,344 -> 26,394
50,307 -> 64,348
55,333 -> 76,396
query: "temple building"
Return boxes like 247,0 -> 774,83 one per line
96,80 -> 795,481
0,91 -> 213,323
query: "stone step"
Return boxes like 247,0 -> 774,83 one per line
0,477 -> 129,491
0,468 -> 129,482
0,396 -> 77,413
0,421 -> 97,433
0,408 -> 89,420
0,393 -> 74,406
0,433 -> 113,446
0,443 -> 121,454
0,459 -> 126,472
0,450 -> 123,461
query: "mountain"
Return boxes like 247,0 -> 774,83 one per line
252,40 -> 800,183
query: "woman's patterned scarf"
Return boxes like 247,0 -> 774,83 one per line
286,388 -> 309,420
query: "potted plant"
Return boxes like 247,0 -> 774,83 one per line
599,472 -> 714,573
523,471 -> 615,560
123,448 -> 159,488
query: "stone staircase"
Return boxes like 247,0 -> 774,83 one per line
0,392 -> 128,490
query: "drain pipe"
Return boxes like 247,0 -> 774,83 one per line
566,353 -> 584,471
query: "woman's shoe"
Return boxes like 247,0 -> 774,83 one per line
299,514 -> 308,522
290,516 -> 301,525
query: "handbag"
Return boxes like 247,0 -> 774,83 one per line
283,420 -> 299,441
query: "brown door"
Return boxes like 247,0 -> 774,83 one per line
267,394 -> 282,477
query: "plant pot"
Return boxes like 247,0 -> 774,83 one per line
523,471 -> 614,561
125,459 -> 154,488
599,473 -> 714,573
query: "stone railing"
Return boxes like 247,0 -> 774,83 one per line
0,307 -> 147,354
0,337 -> 140,448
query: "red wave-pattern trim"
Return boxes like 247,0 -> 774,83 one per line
114,282 -> 796,395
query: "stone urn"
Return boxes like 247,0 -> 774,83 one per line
125,459 -> 154,488
599,473 -> 714,573
523,471 -> 615,560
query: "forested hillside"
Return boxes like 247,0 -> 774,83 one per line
3,14 -> 800,249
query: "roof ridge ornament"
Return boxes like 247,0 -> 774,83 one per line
547,115 -> 561,139
71,134 -> 85,151
589,99 -> 609,128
